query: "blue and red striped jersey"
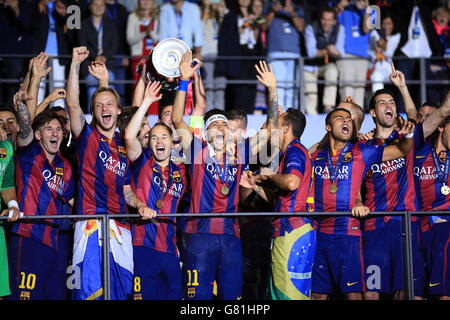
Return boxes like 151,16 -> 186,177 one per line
312,141 -> 384,236
73,124 -> 130,219
413,123 -> 450,227
179,136 -> 249,238
361,130 -> 418,231
273,139 -> 314,237
13,140 -> 74,249
130,148 -> 187,254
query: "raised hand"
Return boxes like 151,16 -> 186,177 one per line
179,50 -> 199,81
389,62 -> 406,89
47,88 -> 66,103
143,80 -> 163,104
239,170 -> 257,189
72,46 -> 90,64
397,115 -> 415,136
32,52 -> 52,80
88,61 -> 109,82
255,60 -> 276,89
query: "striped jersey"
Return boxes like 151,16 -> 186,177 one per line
361,129 -> 418,231
311,141 -> 384,236
130,148 -> 187,254
273,139 -> 315,237
413,122 -> 450,225
13,140 -> 74,249
73,124 -> 130,219
178,136 -> 249,237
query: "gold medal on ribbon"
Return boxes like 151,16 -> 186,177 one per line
221,185 -> 229,196
155,199 -> 163,209
329,184 -> 338,194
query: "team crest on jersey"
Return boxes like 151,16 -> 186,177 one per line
0,148 -> 6,159
229,155 -> 238,166
439,151 -> 446,163
187,287 -> 196,298
55,167 -> 64,176
342,152 -> 352,162
118,146 -> 127,157
173,170 -> 181,182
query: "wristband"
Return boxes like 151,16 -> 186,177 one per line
178,79 -> 189,92
8,200 -> 18,209
189,115 -> 204,129
405,132 -> 414,139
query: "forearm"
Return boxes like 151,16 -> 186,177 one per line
36,96 -> 51,117
0,188 -> 18,204
124,185 -> 146,210
16,101 -> 33,146
268,173 -> 300,192
398,85 -> 417,121
291,15 -> 304,33
192,70 -> 206,117
26,76 -> 41,119
66,62 -> 86,136
266,85 -> 278,127
382,137 -> 413,162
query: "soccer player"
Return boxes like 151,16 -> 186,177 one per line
66,46 -> 154,300
171,52 -> 277,300
124,80 -> 188,300
7,97 -> 74,300
413,91 -> 450,300
243,107 -> 316,300
0,126 -> 19,299
310,107 -> 415,300
360,64 -> 424,300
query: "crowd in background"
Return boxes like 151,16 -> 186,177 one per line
0,0 -> 449,115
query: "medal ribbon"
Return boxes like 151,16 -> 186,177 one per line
154,161 -> 174,202
212,152 -> 229,186
326,143 -> 351,184
431,147 -> 450,187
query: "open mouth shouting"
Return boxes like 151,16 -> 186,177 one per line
384,109 -> 394,121
153,143 -> 168,159
341,124 -> 350,136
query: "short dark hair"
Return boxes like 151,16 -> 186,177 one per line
117,106 -> 139,135
283,108 -> 306,139
325,108 -> 352,126
32,109 -> 67,132
158,90 -> 177,120
204,108 -> 227,126
226,109 -> 248,129
0,105 -> 18,119
420,101 -> 439,109
151,122 -> 173,137
319,6 -> 337,20
369,88 -> 395,110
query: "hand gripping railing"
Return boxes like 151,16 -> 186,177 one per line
1,210 -> 448,300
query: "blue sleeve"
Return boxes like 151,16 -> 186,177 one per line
283,147 -> 307,176
413,122 -> 426,154
358,141 -> 384,168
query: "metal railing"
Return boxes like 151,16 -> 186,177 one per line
1,54 -> 448,113
1,210 -> 447,300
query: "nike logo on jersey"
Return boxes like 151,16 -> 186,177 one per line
347,281 -> 358,286
429,282 -> 440,287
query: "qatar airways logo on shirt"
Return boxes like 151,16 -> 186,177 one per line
99,151 -> 127,177
205,163 -> 238,182
413,165 -> 440,180
314,165 -> 349,180
368,158 -> 406,176
153,176 -> 184,199
42,169 -> 66,195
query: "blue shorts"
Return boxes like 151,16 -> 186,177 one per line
312,233 -> 364,294
427,221 -> 450,296
7,234 -> 68,300
132,246 -> 182,300
181,233 -> 243,300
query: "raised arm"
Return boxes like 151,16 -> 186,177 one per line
27,52 -> 52,119
382,116 -> 415,162
66,47 -> 90,137
14,90 -> 34,147
422,91 -> 450,138
191,60 -> 206,118
172,51 -> 199,150
125,81 -> 162,162
131,60 -> 147,107
87,60 -> 109,88
35,88 -> 66,117
249,60 -> 279,156
389,62 -> 417,121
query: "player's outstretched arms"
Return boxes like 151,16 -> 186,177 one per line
422,90 -> 450,138
172,51 -> 199,151
123,185 -> 157,220
125,81 -> 162,162
66,47 -> 89,138
382,116 -> 415,162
